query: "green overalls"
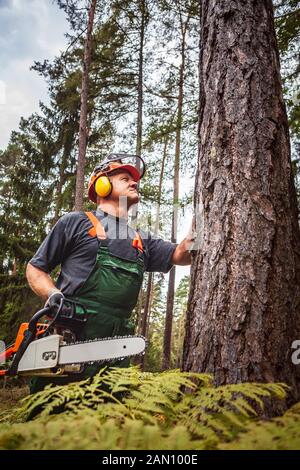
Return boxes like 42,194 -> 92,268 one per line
29,211 -> 144,393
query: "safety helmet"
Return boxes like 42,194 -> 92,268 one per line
88,153 -> 146,203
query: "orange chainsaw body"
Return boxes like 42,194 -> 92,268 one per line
0,323 -> 48,376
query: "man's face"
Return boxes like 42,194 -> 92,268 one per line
108,170 -> 140,206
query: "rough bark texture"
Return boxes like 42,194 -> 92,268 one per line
74,0 -> 97,211
183,0 -> 300,398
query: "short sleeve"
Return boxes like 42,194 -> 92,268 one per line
144,233 -> 177,273
29,215 -> 69,273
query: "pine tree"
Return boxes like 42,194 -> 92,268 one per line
183,0 -> 300,403
162,0 -> 199,370
75,0 -> 97,211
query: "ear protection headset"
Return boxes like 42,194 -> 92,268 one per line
95,174 -> 112,198
89,154 -> 146,203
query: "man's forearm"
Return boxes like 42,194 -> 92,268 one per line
171,238 -> 192,265
26,263 -> 60,300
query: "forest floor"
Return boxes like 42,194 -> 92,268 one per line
0,381 -> 29,415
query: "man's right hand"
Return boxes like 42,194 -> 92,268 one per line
45,290 -> 65,316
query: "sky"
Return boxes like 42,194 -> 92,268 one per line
0,0 -> 69,149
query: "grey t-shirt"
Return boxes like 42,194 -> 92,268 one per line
29,209 -> 176,295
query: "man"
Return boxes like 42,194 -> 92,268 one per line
26,153 -> 193,392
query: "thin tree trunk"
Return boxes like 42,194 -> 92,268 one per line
54,126 -> 74,222
54,165 -> 65,223
132,0 -> 147,225
12,259 -> 17,275
163,266 -> 176,370
154,137 -> 169,234
134,290 -> 144,333
162,12 -> 188,370
141,272 -> 153,338
183,0 -> 300,400
135,0 -> 145,161
132,1 -> 149,337
176,312 -> 185,368
74,0 -> 97,211
140,137 -> 168,369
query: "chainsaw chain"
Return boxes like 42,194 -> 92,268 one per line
59,334 -> 147,366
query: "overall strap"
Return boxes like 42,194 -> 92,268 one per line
85,211 -> 106,240
86,211 -> 143,252
132,231 -> 143,253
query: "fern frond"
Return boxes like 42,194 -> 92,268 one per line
221,401 -> 300,450
0,368 -> 291,450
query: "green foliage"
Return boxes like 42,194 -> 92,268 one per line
275,0 -> 300,53
171,275 -> 189,368
0,275 -> 41,343
221,402 -> 300,450
274,0 -> 300,161
142,274 -> 166,371
140,275 -> 190,371
0,367 -> 291,450
0,4 -> 299,452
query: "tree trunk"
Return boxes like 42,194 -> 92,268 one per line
54,125 -> 74,222
135,0 -> 145,161
162,12 -> 188,370
176,313 -> 185,368
140,137 -> 168,369
141,272 -> 153,337
74,0 -> 97,211
183,0 -> 300,398
12,258 -> 17,275
132,2 -> 147,335
132,0 -> 147,225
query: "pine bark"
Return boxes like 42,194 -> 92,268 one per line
74,0 -> 97,211
183,0 -> 300,397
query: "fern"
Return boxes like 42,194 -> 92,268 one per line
178,381 -> 289,443
0,367 -> 293,450
220,402 -> 300,450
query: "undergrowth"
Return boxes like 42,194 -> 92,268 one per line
0,367 -> 298,450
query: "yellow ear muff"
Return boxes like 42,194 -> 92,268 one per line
95,176 -> 112,198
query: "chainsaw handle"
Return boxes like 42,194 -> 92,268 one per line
27,306 -> 52,333
6,298 -> 87,377
7,306 -> 51,376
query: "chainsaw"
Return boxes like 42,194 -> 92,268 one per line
0,298 -> 146,378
